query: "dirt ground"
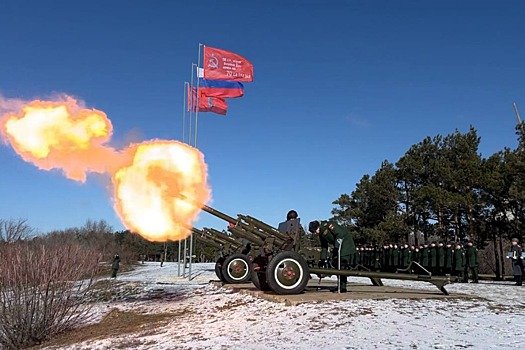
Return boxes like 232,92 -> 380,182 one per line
32,309 -> 182,349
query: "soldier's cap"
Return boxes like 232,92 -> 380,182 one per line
512,238 -> 519,243
308,221 -> 320,233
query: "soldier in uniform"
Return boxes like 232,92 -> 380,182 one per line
111,253 -> 120,278
465,240 -> 479,283
391,244 -> 400,272
372,246 -> 381,271
437,242 -> 445,275
309,220 -> 357,292
413,245 -> 421,264
401,244 -> 411,270
421,243 -> 430,271
382,244 -> 390,272
429,242 -> 437,274
508,238 -> 523,286
453,243 -> 465,282
444,242 -> 454,275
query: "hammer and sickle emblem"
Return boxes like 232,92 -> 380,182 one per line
207,56 -> 219,69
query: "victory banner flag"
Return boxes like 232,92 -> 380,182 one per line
188,86 -> 228,115
203,46 -> 254,82
198,78 -> 244,98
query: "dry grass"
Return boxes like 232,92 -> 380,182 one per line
31,308 -> 179,349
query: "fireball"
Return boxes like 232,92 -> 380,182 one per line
0,96 -> 211,241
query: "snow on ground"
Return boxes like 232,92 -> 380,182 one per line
49,262 -> 525,350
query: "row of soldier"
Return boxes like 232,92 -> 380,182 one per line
347,241 -> 479,282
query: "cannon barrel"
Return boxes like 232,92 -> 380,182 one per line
203,229 -> 243,249
241,215 -> 290,242
192,228 -> 223,250
200,205 -> 237,224
229,226 -> 265,246
205,228 -> 243,247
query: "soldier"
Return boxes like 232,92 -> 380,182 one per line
437,242 -> 445,275
453,243 -> 465,282
111,253 -> 120,278
429,242 -> 437,274
465,240 -> 479,283
421,243 -> 430,271
391,244 -> 400,272
400,244 -> 411,270
372,246 -> 381,271
382,244 -> 390,272
444,242 -> 453,275
413,245 -> 421,264
508,238 -> 523,286
308,220 -> 356,292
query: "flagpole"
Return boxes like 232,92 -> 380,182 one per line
189,64 -> 196,146
189,44 -> 203,282
182,82 -> 188,143
195,43 -> 203,147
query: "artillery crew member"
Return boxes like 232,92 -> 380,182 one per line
508,238 -> 523,286
308,220 -> 356,293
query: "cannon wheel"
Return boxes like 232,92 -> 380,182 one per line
251,257 -> 271,291
221,253 -> 252,284
266,251 -> 309,295
215,257 -> 227,282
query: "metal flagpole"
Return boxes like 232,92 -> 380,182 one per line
514,102 -> 522,124
194,43 -> 203,147
189,64 -> 196,146
183,82 -> 188,144
189,44 -> 203,281
177,239 -> 181,276
183,237 -> 187,277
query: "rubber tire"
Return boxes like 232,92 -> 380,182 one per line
251,257 -> 271,291
221,253 -> 252,284
215,257 -> 227,282
266,251 -> 309,295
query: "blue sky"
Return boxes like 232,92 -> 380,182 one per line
1,1 -> 525,235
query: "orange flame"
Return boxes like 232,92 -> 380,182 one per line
0,96 -> 210,242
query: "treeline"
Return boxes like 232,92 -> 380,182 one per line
331,123 -> 525,278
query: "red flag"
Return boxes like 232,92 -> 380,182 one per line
187,86 -> 228,115
203,46 -> 254,82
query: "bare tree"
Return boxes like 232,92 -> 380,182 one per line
0,218 -> 34,243
0,241 -> 103,349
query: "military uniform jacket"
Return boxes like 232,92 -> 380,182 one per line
509,245 -> 524,276
421,248 -> 430,267
453,249 -> 465,271
391,248 -> 400,267
401,248 -> 411,266
444,247 -> 453,268
429,247 -> 437,267
437,247 -> 445,267
465,246 -> 479,267
318,221 -> 356,259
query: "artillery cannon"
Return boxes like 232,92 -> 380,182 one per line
192,227 -> 253,284
196,204 -> 455,295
